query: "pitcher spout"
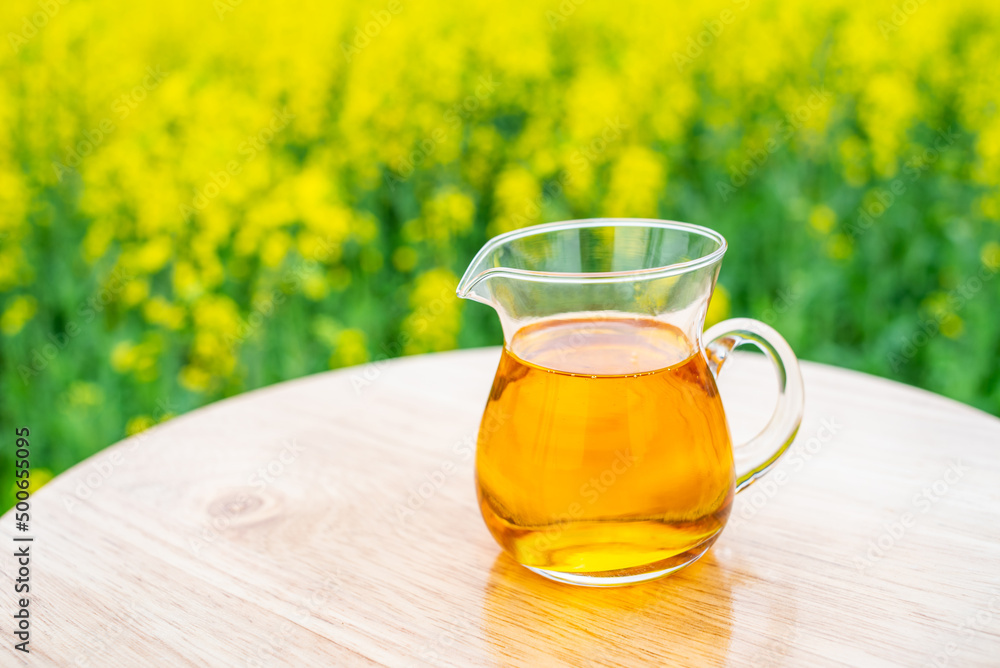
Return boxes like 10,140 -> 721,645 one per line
455,250 -> 500,307
456,219 -> 727,345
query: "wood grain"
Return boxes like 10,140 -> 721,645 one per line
2,348 -> 999,667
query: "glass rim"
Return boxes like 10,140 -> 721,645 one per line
457,218 -> 728,295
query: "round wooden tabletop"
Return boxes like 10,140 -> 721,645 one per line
3,348 -> 1000,666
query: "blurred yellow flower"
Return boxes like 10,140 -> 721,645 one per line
312,315 -> 341,349
982,241 -> 1000,270
111,335 -> 163,380
302,272 -> 330,301
143,297 -> 186,330
173,261 -> 203,301
602,146 -> 665,218
416,188 -> 476,245
122,279 -> 150,307
940,314 -> 965,340
67,382 -> 105,407
1,295 -> 37,336
809,205 -> 837,234
329,328 -> 370,368
401,268 -> 462,354
111,341 -> 138,373
179,365 -> 212,393
980,192 -> 1000,221
126,415 -> 156,435
392,247 -> 419,272
838,135 -> 870,187
859,73 -> 919,178
262,231 -> 293,268
82,222 -> 115,263
0,246 -> 31,292
134,236 -> 174,274
825,233 -> 854,261
193,294 -> 241,334
489,168 -> 542,236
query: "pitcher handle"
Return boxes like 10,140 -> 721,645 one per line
703,317 -> 805,493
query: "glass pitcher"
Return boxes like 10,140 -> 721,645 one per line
456,218 -> 805,587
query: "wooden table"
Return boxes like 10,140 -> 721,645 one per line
3,348 -> 999,666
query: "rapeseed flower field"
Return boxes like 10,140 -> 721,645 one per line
1,0 -> 999,509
